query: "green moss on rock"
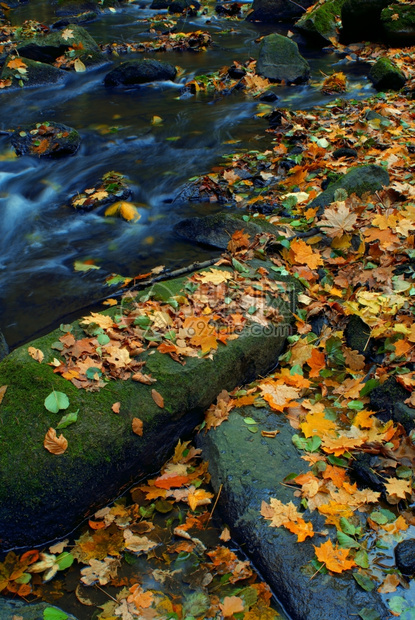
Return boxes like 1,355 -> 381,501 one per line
256,33 -> 310,83
0,262 -> 294,549
381,4 -> 415,47
295,0 -> 346,43
369,56 -> 406,91
0,56 -> 66,89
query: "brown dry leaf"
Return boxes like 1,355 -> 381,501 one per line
219,527 -> 231,542
0,385 -> 8,406
112,402 -> 120,414
378,573 -> 400,594
132,417 -> 143,436
132,372 -> 157,385
261,429 -> 280,438
28,346 -> 44,363
318,202 -> 357,238
220,596 -> 244,617
123,529 -> 157,554
151,389 -> 164,408
44,427 -> 68,455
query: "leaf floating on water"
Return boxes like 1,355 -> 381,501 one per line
74,260 -> 100,272
220,596 -> 244,617
74,58 -> 86,72
43,608 -> 69,620
104,201 -> 141,222
132,417 -> 143,436
44,428 -> 68,455
28,346 -> 44,363
151,389 -> 164,408
44,391 -> 70,414
151,115 -> 163,125
0,385 -> 8,406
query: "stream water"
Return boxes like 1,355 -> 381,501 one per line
0,0 -> 376,349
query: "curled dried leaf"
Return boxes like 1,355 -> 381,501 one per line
44,427 -> 68,455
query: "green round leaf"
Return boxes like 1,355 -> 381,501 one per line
43,608 -> 68,620
44,391 -> 70,414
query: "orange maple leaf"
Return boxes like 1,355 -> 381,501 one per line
314,539 -> 356,573
308,348 -> 325,378
284,517 -> 314,542
290,238 -> 323,270
260,381 -> 300,412
7,57 -> 27,69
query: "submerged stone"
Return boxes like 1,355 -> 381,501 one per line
256,33 -> 310,83
0,599 -> 78,620
395,539 -> 415,576
197,407 -> 390,619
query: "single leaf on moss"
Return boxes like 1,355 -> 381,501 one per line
28,346 -> 44,363
57,410 -> 79,429
44,428 -> 68,455
151,389 -> 164,408
44,391 -> 70,414
132,417 -> 143,436
0,385 -> 7,406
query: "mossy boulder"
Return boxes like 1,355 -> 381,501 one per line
0,599 -> 78,620
295,0 -> 346,43
247,0 -> 314,23
0,55 -> 66,89
197,407 -> 390,620
309,164 -> 390,212
0,264 -> 293,549
256,33 -> 310,83
17,25 -> 104,67
369,57 -> 406,91
52,10 -> 99,29
174,213 -> 280,250
104,59 -> 177,87
11,122 -> 80,158
381,4 -> 415,46
341,0 -> 394,42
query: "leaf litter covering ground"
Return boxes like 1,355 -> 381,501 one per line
0,440 -> 281,620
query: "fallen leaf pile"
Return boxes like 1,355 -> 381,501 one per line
70,171 -> 131,212
101,30 -> 212,55
49,232 -> 290,391
0,440 -> 281,619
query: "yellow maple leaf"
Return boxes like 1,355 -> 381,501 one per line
318,202 -> 357,238
81,312 -> 114,329
290,238 -> 323,269
385,477 -> 412,499
197,269 -> 233,285
260,381 -> 300,412
300,410 -> 337,438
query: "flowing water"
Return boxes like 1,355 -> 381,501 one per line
0,0 -> 375,348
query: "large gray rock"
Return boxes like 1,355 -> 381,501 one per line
295,0 -> 346,43
0,599 -> 78,620
381,4 -> 415,47
369,57 -> 407,91
104,59 -> 177,87
341,0 -> 394,42
198,407 -> 390,620
256,33 -> 310,83
0,262 -> 294,549
310,164 -> 390,212
0,55 -> 66,89
247,0 -> 314,23
17,25 -> 104,67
